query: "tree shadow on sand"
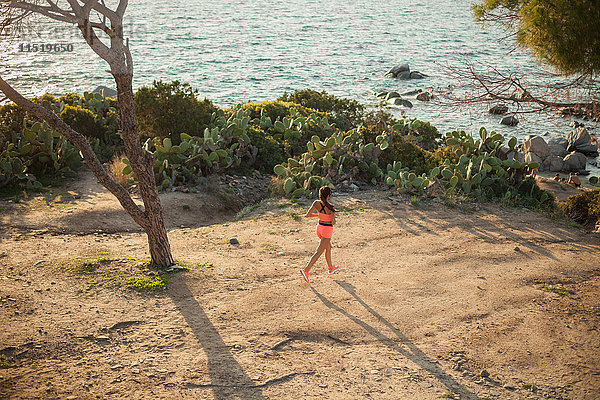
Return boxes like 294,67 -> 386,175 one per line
311,280 -> 480,400
169,275 -> 266,400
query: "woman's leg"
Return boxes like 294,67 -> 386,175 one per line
305,238 -> 329,273
324,240 -> 333,269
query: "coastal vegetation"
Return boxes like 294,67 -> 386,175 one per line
3,84 -> 597,230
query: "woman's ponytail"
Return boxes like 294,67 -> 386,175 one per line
319,186 -> 335,213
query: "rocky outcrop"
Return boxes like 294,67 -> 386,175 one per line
521,135 -> 591,173
385,63 -> 427,80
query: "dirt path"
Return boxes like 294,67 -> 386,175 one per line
0,176 -> 599,399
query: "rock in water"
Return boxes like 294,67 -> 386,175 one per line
384,91 -> 400,100
416,92 -> 433,101
91,85 -> 117,98
387,97 -> 413,108
409,71 -> 427,79
500,115 -> 519,126
401,89 -> 422,96
397,71 -> 412,80
385,63 -> 410,77
489,105 -> 508,115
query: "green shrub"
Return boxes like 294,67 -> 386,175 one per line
277,89 -> 365,131
60,105 -> 103,139
392,118 -> 442,151
134,80 -> 218,142
237,100 -> 324,122
246,126 -> 286,173
0,103 -> 26,139
560,189 -> 600,227
378,134 -> 436,175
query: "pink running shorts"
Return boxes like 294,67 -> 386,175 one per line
316,224 -> 333,239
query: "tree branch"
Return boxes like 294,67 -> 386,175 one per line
115,0 -> 126,18
10,1 -> 77,23
0,76 -> 150,229
79,0 -> 117,23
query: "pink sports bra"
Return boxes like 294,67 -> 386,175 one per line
318,202 -> 333,224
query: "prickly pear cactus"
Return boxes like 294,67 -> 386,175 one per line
124,109 -> 257,191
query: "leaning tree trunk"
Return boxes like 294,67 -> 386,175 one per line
0,76 -> 174,268
113,73 -> 174,267
2,0 -> 176,268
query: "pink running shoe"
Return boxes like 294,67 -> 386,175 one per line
300,268 -> 310,283
328,265 -> 340,275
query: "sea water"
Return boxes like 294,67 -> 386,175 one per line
1,0 -> 598,174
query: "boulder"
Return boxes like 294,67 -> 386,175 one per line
548,143 -> 568,157
543,155 -> 564,172
91,85 -> 117,98
397,71 -> 412,80
384,91 -> 400,100
524,152 -> 543,168
506,150 -> 525,163
409,71 -> 427,79
489,105 -> 508,115
401,89 -> 422,96
562,151 -> 588,172
567,127 -> 599,155
547,136 -> 568,148
500,115 -> 519,126
388,97 -> 413,108
577,143 -> 599,156
522,136 -> 551,159
375,91 -> 389,98
416,92 -> 433,101
386,63 -> 410,77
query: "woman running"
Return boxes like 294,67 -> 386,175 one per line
300,186 -> 340,283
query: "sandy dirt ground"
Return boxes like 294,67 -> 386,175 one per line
0,170 -> 599,399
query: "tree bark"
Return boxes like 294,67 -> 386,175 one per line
113,73 -> 174,268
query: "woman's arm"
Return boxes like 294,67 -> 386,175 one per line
331,211 -> 336,225
305,201 -> 319,217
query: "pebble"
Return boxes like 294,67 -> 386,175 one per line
504,384 -> 516,391
229,238 -> 239,245
480,369 -> 490,378
514,246 -> 521,252
34,260 -> 46,267
277,252 -> 285,256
